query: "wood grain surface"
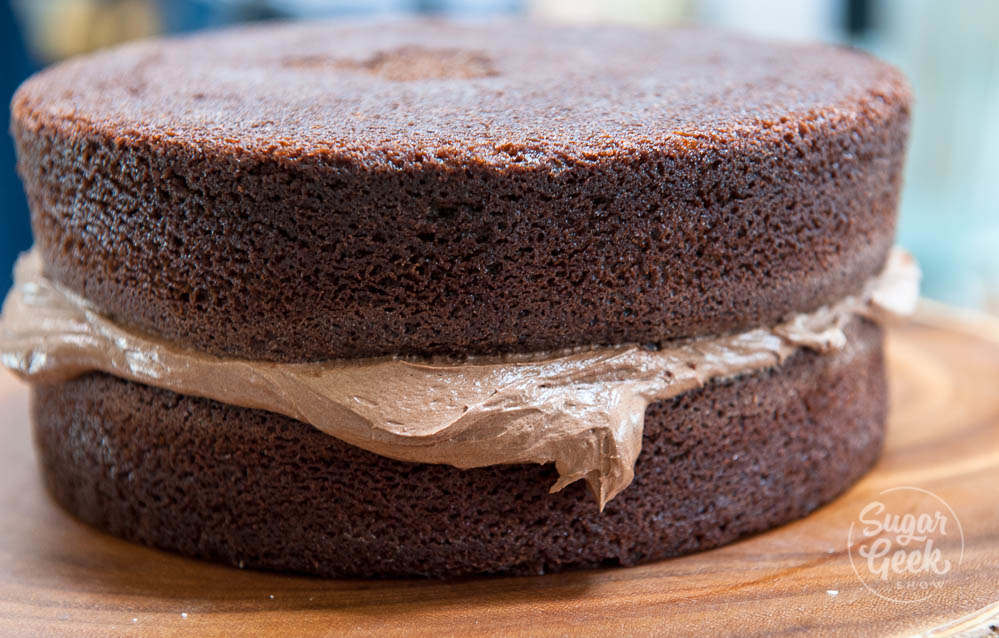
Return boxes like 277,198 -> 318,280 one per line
1,309 -> 998,637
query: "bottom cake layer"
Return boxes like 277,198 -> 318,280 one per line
31,318 -> 886,578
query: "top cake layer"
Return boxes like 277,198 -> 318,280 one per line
11,20 -> 910,361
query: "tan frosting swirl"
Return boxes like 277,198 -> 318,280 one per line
0,248 -> 919,508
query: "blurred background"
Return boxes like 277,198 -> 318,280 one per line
1,0 -> 997,314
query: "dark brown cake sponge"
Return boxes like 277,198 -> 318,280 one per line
12,21 -> 910,361
33,317 -> 885,578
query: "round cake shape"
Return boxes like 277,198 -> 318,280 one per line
12,21 -> 910,361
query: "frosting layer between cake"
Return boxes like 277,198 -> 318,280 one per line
0,248 -> 918,507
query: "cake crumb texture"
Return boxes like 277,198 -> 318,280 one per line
33,318 -> 885,578
12,21 -> 910,360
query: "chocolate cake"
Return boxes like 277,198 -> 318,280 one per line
0,20 -> 916,578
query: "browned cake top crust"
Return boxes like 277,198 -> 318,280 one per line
11,20 -> 911,361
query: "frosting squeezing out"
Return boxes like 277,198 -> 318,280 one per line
0,249 -> 919,507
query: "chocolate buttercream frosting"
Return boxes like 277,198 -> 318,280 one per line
0,248 -> 919,507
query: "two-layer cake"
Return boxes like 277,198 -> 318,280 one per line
0,21 -> 916,577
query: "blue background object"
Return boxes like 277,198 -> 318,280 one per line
0,0 -> 34,293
